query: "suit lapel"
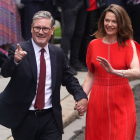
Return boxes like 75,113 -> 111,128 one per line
25,40 -> 37,86
24,41 -> 57,92
48,44 -> 56,93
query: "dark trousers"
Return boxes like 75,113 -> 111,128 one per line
79,8 -> 105,64
61,0 -> 87,64
23,0 -> 57,41
11,108 -> 62,140
126,3 -> 140,44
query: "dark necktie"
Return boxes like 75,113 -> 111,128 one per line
34,48 -> 46,110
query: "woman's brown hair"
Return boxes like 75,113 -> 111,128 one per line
94,4 -> 133,47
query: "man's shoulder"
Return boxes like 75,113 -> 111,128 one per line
48,43 -> 63,52
11,39 -> 31,48
19,39 -> 31,46
12,40 -> 32,52
89,38 -> 101,44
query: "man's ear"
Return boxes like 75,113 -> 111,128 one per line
51,26 -> 55,35
31,24 -> 33,33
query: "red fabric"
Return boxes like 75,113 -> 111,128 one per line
0,48 -> 8,56
87,0 -> 98,11
85,39 -> 137,140
134,41 -> 140,64
34,48 -> 46,111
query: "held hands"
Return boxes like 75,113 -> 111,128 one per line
74,99 -> 88,116
14,44 -> 27,63
96,56 -> 114,74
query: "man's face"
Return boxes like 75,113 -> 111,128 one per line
31,18 -> 54,47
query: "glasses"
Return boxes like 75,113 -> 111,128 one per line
33,26 -> 51,33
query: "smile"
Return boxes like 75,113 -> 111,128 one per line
37,36 -> 45,38
106,27 -> 114,31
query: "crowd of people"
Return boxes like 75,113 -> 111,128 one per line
0,0 -> 140,140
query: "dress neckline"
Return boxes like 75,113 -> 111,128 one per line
101,38 -> 118,45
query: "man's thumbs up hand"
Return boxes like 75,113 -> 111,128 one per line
14,44 -> 27,63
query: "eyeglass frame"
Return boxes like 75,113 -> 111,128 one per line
33,26 -> 51,33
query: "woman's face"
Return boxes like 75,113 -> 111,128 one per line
104,12 -> 118,37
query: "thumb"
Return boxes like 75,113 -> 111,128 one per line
74,104 -> 77,110
74,101 -> 78,110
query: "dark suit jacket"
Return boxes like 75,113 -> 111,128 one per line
0,39 -> 87,133
55,0 -> 89,8
21,0 -> 47,3
103,0 -> 126,8
21,0 -> 55,3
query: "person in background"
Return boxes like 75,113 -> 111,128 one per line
79,0 -> 105,65
103,0 -> 126,8
0,11 -> 87,140
55,0 -> 89,75
126,0 -> 140,44
0,0 -> 22,51
82,4 -> 140,140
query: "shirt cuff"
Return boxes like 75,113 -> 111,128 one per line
14,59 -> 21,65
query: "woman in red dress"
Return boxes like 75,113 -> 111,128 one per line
82,4 -> 140,140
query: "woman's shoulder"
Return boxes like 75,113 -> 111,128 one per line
89,38 -> 102,45
123,40 -> 137,59
87,39 -> 103,52
124,39 -> 135,50
125,39 -> 140,55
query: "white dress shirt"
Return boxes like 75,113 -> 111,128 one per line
29,39 -> 52,110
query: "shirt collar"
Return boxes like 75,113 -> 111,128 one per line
31,38 -> 49,54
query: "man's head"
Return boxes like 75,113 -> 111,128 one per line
31,11 -> 55,48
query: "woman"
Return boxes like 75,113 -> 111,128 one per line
82,4 -> 140,140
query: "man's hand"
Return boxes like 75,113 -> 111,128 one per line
74,99 -> 88,116
14,44 -> 27,63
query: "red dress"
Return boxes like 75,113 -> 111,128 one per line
85,39 -> 137,140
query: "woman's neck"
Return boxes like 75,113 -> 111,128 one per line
103,35 -> 117,44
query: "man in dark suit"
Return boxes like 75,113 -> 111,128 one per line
0,11 -> 87,140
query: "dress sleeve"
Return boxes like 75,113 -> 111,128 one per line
86,42 -> 95,73
134,41 -> 140,64
126,40 -> 140,68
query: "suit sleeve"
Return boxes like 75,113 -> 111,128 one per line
61,51 -> 88,101
1,45 -> 17,78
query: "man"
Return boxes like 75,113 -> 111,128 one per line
0,11 -> 87,140
55,0 -> 89,75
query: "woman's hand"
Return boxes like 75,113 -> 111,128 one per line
74,99 -> 87,116
96,56 -> 114,74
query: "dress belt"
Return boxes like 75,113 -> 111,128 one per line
28,108 -> 52,116
93,77 -> 129,86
